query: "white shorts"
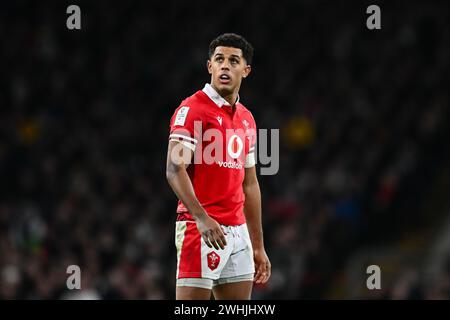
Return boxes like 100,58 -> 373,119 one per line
175,221 -> 255,290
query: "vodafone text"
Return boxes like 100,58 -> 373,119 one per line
170,121 -> 279,175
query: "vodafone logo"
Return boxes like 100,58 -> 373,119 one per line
218,161 -> 243,170
227,135 -> 243,159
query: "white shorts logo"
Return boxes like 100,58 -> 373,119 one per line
174,106 -> 190,126
227,135 -> 243,159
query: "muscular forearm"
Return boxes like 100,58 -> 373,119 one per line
166,162 -> 207,221
243,168 -> 271,284
243,180 -> 265,250
166,144 -> 227,250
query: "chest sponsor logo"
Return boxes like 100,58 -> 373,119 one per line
227,134 -> 243,159
170,121 -> 280,175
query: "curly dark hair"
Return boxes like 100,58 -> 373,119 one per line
208,33 -> 254,65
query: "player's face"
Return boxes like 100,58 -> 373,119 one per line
207,46 -> 251,96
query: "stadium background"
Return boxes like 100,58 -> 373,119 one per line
1,0 -> 449,299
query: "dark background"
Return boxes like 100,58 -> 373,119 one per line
1,0 -> 450,299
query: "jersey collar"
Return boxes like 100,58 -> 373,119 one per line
202,83 -> 240,108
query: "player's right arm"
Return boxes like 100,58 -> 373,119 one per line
166,140 -> 227,250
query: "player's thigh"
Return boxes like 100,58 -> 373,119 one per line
212,280 -> 253,300
176,286 -> 212,300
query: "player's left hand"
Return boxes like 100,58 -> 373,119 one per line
253,248 -> 271,284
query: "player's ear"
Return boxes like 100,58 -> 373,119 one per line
207,60 -> 212,75
242,64 -> 251,79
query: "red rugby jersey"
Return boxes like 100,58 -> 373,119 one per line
168,84 -> 257,226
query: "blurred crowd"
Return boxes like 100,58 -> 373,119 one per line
1,1 -> 449,299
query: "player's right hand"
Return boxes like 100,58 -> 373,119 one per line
195,214 -> 227,250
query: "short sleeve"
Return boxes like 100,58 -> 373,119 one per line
169,105 -> 203,151
244,112 -> 257,168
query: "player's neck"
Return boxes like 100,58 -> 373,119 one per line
223,93 -> 238,107
211,84 -> 239,107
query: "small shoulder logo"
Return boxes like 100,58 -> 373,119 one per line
242,120 -> 249,127
174,106 -> 190,126
216,116 -> 222,126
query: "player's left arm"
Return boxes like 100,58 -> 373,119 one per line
243,166 -> 271,284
